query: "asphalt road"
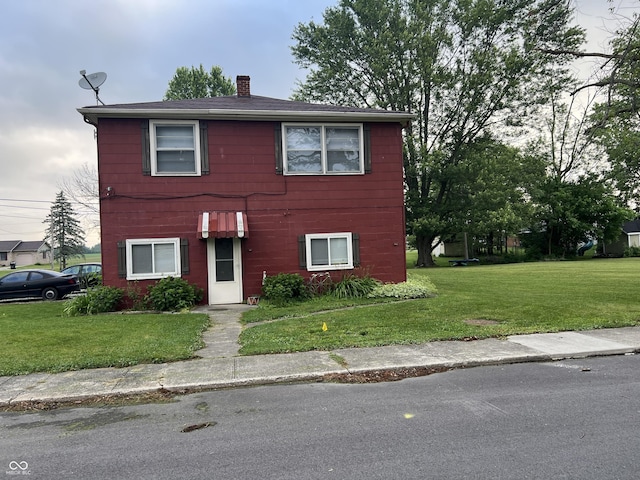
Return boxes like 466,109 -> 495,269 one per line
2,355 -> 640,479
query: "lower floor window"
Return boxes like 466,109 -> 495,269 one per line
126,238 -> 181,280
305,233 -> 353,271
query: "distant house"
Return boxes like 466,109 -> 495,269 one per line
77,76 -> 413,304
0,240 -> 50,267
598,219 -> 640,257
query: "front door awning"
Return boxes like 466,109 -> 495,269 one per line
197,211 -> 249,239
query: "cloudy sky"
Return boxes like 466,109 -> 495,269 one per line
1,0 -> 637,246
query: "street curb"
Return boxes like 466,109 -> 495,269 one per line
3,349 -> 637,409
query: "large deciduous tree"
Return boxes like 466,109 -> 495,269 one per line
44,191 -> 86,270
522,78 -> 633,257
454,137 -> 545,256
164,64 -> 235,100
588,15 -> 640,211
524,174 -> 632,257
542,6 -> 640,213
291,0 -> 584,265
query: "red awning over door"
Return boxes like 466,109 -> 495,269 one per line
197,211 -> 249,239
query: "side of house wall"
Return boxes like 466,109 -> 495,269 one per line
96,118 -> 406,301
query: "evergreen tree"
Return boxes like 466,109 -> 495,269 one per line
44,191 -> 86,270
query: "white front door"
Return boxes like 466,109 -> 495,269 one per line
207,238 -> 243,304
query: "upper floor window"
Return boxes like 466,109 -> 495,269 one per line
150,120 -> 201,176
283,124 -> 363,175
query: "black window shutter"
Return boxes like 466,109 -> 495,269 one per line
200,122 -> 209,175
275,124 -> 283,175
180,239 -> 190,275
363,124 -> 372,174
298,235 -> 307,268
352,233 -> 361,266
141,121 -> 151,176
117,241 -> 126,278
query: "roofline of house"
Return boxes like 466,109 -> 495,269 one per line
0,240 -> 48,253
77,107 -> 415,126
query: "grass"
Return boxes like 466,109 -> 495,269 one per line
4,254 -> 640,374
241,295 -> 403,324
0,302 -> 209,376
238,257 -> 640,355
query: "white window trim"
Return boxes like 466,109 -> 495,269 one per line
305,232 -> 354,272
283,123 -> 364,175
125,238 -> 181,280
150,120 -> 201,176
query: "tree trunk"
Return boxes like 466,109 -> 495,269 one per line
416,235 -> 436,267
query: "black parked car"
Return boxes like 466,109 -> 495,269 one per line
0,269 -> 80,301
61,263 -> 102,288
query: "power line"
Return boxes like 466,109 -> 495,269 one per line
0,198 -> 51,203
0,204 -> 49,211
0,205 -> 98,214
0,198 -> 98,208
2,214 -> 46,220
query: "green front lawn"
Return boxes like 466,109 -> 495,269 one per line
3,256 -> 640,375
0,302 -> 209,376
239,258 -> 640,355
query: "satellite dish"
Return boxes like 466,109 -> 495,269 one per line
78,70 -> 107,105
79,71 -> 107,90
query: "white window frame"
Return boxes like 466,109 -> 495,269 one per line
283,123 -> 364,175
305,232 -> 354,271
150,120 -> 201,176
126,238 -> 181,280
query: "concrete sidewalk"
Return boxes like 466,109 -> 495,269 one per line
2,304 -> 640,406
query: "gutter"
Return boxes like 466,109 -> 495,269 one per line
77,107 -> 415,126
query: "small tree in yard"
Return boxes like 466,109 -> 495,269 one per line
44,191 -> 86,270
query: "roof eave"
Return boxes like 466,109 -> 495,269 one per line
77,107 -> 415,126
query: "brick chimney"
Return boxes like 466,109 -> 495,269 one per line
236,75 -> 250,97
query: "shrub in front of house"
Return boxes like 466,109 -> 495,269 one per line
367,277 -> 437,299
63,285 -> 125,316
331,273 -> 380,299
125,281 -> 147,311
145,276 -> 204,311
262,273 -> 310,305
624,246 -> 640,257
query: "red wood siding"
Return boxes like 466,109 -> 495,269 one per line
97,118 -> 406,301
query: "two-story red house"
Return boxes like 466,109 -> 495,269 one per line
78,76 -> 412,304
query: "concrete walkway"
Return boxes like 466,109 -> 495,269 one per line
195,304 -> 247,358
1,305 -> 640,406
